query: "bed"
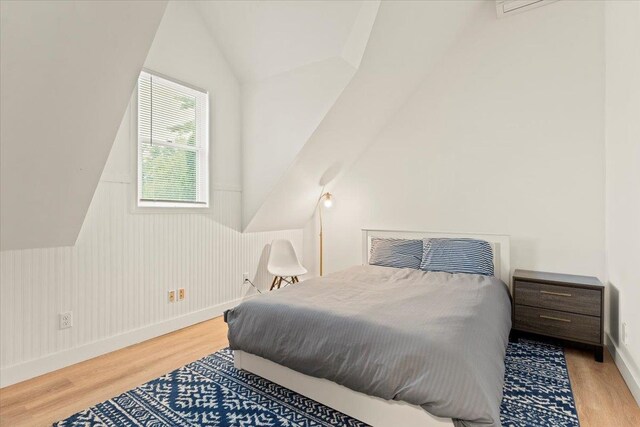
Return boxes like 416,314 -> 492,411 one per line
226,230 -> 512,427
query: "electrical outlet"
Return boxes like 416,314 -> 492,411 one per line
168,290 -> 176,303
242,272 -> 249,283
178,288 -> 185,301
59,311 -> 73,329
622,322 -> 628,345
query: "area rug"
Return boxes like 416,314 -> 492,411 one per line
54,340 -> 579,427
501,340 -> 579,426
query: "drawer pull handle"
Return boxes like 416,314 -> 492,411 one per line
540,290 -> 572,297
540,314 -> 571,323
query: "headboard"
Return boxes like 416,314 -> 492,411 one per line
362,229 -> 511,290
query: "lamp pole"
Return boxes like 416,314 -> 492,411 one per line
319,206 -> 323,276
317,192 -> 332,276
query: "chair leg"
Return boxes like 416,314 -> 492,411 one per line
270,276 -> 301,290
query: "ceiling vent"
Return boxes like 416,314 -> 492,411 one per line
496,0 -> 558,18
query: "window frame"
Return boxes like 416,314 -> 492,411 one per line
134,69 -> 210,210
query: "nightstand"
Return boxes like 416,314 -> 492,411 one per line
511,269 -> 604,362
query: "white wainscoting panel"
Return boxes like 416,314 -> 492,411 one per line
0,182 -> 303,386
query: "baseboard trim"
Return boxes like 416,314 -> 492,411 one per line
0,298 -> 246,388
605,333 -> 640,406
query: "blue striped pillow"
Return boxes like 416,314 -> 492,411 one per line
419,238 -> 494,276
369,238 -> 423,269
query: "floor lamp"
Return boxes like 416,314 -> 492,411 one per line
317,192 -> 333,276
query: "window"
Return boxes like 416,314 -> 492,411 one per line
137,70 -> 209,208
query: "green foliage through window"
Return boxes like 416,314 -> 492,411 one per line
137,71 -> 208,205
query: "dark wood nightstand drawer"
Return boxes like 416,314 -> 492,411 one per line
513,305 -> 601,344
512,269 -> 604,362
514,280 -> 601,316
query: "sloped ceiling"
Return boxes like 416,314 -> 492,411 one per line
195,0 -> 365,82
241,56 -> 360,228
0,1 -> 167,250
195,0 -> 380,230
245,0 -> 484,232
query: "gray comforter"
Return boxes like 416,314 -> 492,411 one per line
227,265 -> 511,427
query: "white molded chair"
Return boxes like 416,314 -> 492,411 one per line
268,239 -> 307,290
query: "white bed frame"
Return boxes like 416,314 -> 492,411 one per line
234,229 -> 511,427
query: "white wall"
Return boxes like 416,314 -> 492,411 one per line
0,0 -> 167,250
0,1 -> 302,387
246,1 -> 483,234
318,1 -> 606,280
242,57 -> 356,228
239,1 -> 381,230
144,1 -> 242,190
605,0 -> 640,404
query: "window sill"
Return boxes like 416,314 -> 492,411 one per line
131,202 -> 212,215
138,201 -> 208,209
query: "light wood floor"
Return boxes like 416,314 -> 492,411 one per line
1,316 -> 638,427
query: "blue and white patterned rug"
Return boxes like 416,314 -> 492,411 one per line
54,340 -> 579,427
501,340 -> 579,426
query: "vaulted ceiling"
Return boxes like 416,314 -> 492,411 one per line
194,0 -> 484,232
240,0 -> 484,232
195,0 -> 365,82
0,0 -> 167,250
194,1 -> 382,230
1,0 -> 484,249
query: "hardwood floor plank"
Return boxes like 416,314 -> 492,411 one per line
0,316 -> 638,426
565,347 -> 640,427
0,317 -> 228,427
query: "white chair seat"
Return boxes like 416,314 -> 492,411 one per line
268,265 -> 307,277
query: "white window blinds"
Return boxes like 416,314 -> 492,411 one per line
137,70 -> 209,207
